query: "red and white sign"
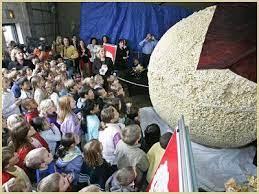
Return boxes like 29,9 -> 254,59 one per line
147,130 -> 180,192
103,43 -> 117,64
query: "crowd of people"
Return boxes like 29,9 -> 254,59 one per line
1,34 -> 169,192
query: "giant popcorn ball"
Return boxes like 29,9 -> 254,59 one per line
148,6 -> 257,148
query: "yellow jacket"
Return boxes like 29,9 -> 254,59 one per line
146,142 -> 165,183
63,45 -> 79,59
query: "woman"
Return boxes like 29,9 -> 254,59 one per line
62,37 -> 79,78
78,39 -> 92,77
71,35 -> 79,48
114,39 -> 128,71
71,35 -> 80,74
101,35 -> 110,45
92,46 -> 113,76
8,48 -> 34,70
52,36 -> 64,58
87,37 -> 100,63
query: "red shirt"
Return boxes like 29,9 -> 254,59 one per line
16,144 -> 35,171
25,110 -> 39,125
2,171 -> 15,184
33,132 -> 50,152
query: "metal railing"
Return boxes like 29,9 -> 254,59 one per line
177,115 -> 198,192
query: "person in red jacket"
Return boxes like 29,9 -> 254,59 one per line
7,113 -> 50,152
21,98 -> 39,125
9,121 -> 36,171
7,120 -> 50,184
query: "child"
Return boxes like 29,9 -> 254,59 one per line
146,132 -> 172,183
103,97 -> 127,125
56,133 -> 83,185
45,80 -> 59,110
85,101 -> 100,142
2,117 -> 9,147
99,105 -> 122,165
115,124 -> 149,189
10,71 -> 22,98
30,75 -> 46,105
9,121 -> 36,170
7,115 -> 49,152
21,98 -> 39,124
37,172 -> 73,192
141,123 -> 161,153
31,117 -> 61,155
2,177 -> 32,192
7,114 -> 24,130
2,146 -> 31,189
132,58 -> 141,68
25,67 -> 33,80
55,79 -> 67,97
94,74 -> 104,89
58,96 -> 82,138
131,58 -> 145,78
49,59 -> 57,68
19,77 -> 33,99
39,99 -> 60,129
24,147 -> 56,183
94,87 -> 108,99
82,76 -> 95,88
64,79 -> 80,101
105,166 -> 137,192
78,139 -> 115,190
77,86 -> 95,109
79,185 -> 101,192
2,77 -> 21,119
77,86 -> 95,133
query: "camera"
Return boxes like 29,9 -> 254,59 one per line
38,41 -> 51,52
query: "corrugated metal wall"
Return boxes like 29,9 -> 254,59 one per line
26,2 -> 57,44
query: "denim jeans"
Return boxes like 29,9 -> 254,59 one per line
64,59 -> 75,78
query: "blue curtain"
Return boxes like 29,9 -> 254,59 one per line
80,2 -> 192,51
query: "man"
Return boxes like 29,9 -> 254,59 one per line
139,33 -> 158,68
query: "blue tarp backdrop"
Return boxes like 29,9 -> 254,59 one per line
80,2 -> 192,51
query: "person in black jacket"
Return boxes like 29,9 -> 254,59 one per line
114,39 -> 128,71
78,139 -> 116,191
78,39 -> 92,77
8,47 -> 34,70
92,46 -> 113,76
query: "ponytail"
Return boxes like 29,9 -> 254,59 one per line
56,145 -> 67,158
55,133 -> 75,158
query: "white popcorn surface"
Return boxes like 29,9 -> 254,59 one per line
148,6 -> 257,148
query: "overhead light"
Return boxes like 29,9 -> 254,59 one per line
6,10 -> 15,19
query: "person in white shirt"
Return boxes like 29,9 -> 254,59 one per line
87,37 -> 101,63
45,80 -> 60,112
19,77 -> 33,100
98,106 -> 124,165
2,77 -> 21,119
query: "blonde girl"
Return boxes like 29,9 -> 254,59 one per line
58,96 -> 82,137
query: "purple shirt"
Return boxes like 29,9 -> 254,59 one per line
47,113 -> 60,129
60,113 -> 82,136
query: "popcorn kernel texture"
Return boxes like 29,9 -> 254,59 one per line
148,6 -> 256,148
